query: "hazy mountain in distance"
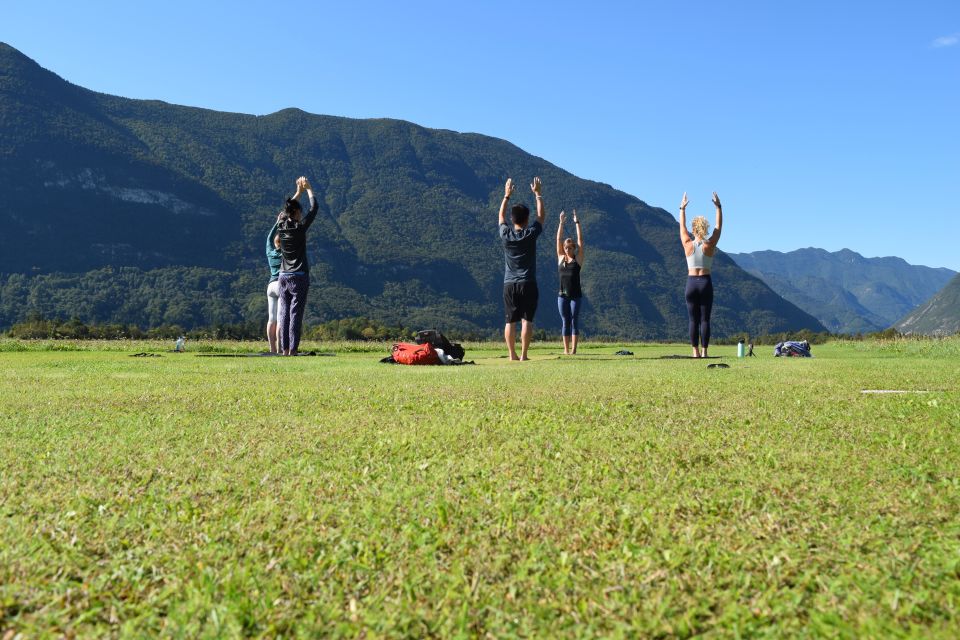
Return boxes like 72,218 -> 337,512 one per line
895,273 -> 960,336
728,248 -> 955,334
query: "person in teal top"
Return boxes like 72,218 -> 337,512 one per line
265,221 -> 283,353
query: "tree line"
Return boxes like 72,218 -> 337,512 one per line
7,314 -> 924,345
3,314 -> 421,342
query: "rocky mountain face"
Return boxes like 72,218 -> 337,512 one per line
895,274 -> 960,336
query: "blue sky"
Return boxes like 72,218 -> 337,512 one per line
4,1 -> 959,269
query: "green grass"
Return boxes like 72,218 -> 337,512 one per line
1,339 -> 959,638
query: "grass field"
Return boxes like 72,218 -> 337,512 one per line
1,338 -> 959,638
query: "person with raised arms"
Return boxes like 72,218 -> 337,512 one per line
276,176 -> 318,356
498,176 -> 546,361
556,209 -> 585,355
679,191 -> 723,358
264,221 -> 283,353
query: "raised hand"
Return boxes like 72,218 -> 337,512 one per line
530,176 -> 542,196
712,191 -> 721,208
680,192 -> 689,210
559,210 -> 567,224
572,208 -> 579,224
504,178 -> 515,199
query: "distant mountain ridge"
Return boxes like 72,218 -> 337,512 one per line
727,248 -> 956,334
0,42 -> 826,338
895,273 -> 960,336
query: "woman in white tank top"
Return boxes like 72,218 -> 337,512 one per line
679,192 -> 723,357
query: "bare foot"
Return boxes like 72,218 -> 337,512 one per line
519,356 -> 530,361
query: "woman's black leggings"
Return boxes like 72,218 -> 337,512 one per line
685,275 -> 714,348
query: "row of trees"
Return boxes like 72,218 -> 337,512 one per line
7,314 -> 922,344
4,315 -> 422,342
713,327 -> 915,346
5,316 -> 258,340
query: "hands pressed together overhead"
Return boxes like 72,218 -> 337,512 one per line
295,176 -> 312,193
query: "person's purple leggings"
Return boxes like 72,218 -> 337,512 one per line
277,273 -> 309,353
685,275 -> 713,348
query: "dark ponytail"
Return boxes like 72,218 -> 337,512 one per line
278,196 -> 303,225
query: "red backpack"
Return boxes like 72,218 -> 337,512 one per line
392,342 -> 440,365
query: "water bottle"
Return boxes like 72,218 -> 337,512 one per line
737,340 -> 745,358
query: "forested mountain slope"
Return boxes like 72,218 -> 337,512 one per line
0,42 -> 824,337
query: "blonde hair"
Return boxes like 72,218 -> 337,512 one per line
563,238 -> 577,253
691,216 -> 709,240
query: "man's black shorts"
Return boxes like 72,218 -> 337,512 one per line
503,281 -> 539,323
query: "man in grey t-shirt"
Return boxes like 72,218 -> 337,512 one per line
498,176 -> 546,360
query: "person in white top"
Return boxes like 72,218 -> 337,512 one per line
679,192 -> 723,358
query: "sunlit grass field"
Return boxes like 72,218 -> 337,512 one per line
1,338 -> 959,637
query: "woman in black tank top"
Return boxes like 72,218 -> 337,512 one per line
556,210 -> 585,354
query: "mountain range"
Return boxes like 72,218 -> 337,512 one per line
895,273 -> 960,336
728,248 -> 956,334
0,42 -> 825,338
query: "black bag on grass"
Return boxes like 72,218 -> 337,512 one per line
415,329 -> 465,360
